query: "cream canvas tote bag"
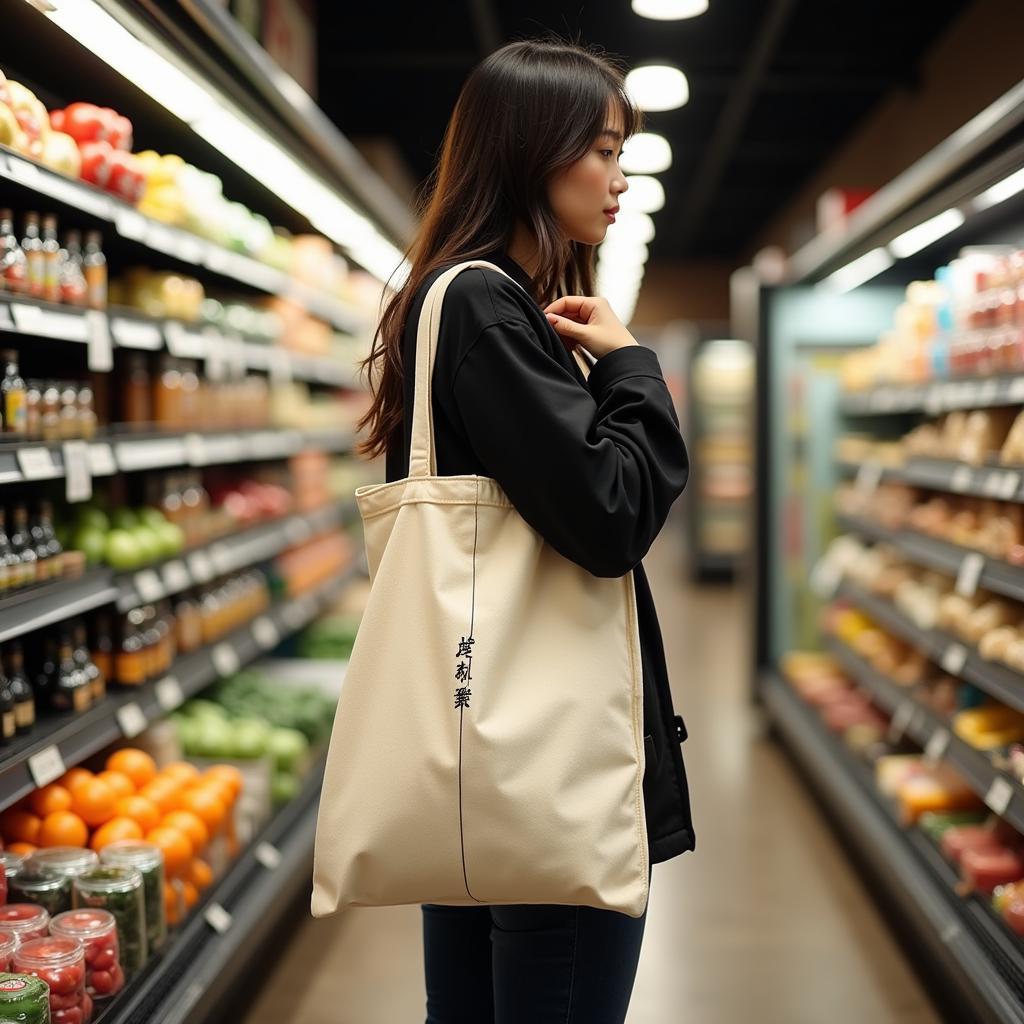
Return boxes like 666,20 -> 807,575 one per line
311,260 -> 649,918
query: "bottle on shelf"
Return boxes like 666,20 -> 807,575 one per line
33,635 -> 58,709
21,213 -> 43,300
24,380 -> 42,441
2,351 -> 27,436
59,230 -> 87,307
0,210 -> 26,294
9,504 -> 37,588
115,608 -> 147,687
123,354 -> 151,429
83,231 -> 106,311
73,620 -> 104,704
5,642 -> 35,735
91,611 -> 114,687
41,215 -> 60,304
153,355 -> 182,432
40,382 -> 61,441
59,382 -> 80,440
76,385 -> 97,440
53,632 -> 91,714
35,501 -> 63,583
0,664 -> 15,746
0,508 -> 14,596
29,506 -> 51,585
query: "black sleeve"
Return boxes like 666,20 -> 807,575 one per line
451,318 -> 689,578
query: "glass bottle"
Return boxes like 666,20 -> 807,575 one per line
41,215 -> 60,303
1,351 -> 27,436
24,380 -> 42,440
83,231 -> 107,310
74,620 -> 104,704
60,230 -> 88,306
33,636 -> 58,710
91,611 -> 114,686
53,633 -> 91,714
38,501 -> 63,581
5,642 -> 35,735
0,663 -> 15,745
0,209 -> 26,294
40,381 -> 61,441
115,609 -> 147,687
29,506 -> 50,584
123,354 -> 151,428
9,504 -> 36,588
21,213 -> 43,299
153,355 -> 182,431
77,384 -> 97,440
0,508 -> 14,596
59,382 -> 80,439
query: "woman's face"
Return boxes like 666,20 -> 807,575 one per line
548,103 -> 629,246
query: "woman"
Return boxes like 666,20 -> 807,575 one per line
358,38 -> 694,1024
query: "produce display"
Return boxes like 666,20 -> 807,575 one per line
13,936 -> 90,1024
0,933 -> 15,974
0,906 -> 49,945
99,842 -> 166,954
72,866 -> 145,983
50,909 -> 123,1003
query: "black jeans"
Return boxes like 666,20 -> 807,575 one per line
422,869 -> 651,1024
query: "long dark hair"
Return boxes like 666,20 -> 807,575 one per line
356,38 -> 641,459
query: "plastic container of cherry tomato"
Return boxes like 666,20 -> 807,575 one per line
100,842 -> 166,954
10,870 -> 72,918
0,972 -> 51,1023
0,853 -> 26,907
72,867 -> 146,982
0,932 -> 16,973
14,936 -> 88,1024
51,910 -> 122,1003
0,905 -> 50,945
28,851 -> 99,884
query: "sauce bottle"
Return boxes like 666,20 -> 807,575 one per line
54,632 -> 91,714
38,501 -> 63,580
0,665 -> 15,745
34,636 -> 58,710
76,385 -> 97,440
123,354 -> 151,428
91,612 -> 114,686
115,609 -> 147,687
0,210 -> 26,294
73,621 -> 104,704
5,642 -> 35,735
59,382 -> 80,439
9,504 -> 36,588
40,382 -> 61,441
0,508 -> 14,596
24,380 -> 42,440
60,231 -> 88,306
1,351 -> 27,435
21,213 -> 43,299
41,215 -> 60,304
83,231 -> 107,310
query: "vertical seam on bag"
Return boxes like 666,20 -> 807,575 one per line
564,906 -> 579,1023
625,572 -> 650,897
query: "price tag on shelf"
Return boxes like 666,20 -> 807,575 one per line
955,554 -> 984,599
187,550 -> 214,583
924,387 -> 944,416
63,441 -> 92,503
17,447 -> 57,481
162,560 -> 190,593
941,643 -> 968,676
854,461 -> 883,498
1001,472 -> 1022,501
985,777 -> 1015,816
212,643 -> 240,678
134,570 -> 163,603
951,466 -> 973,493
983,472 -> 1003,498
1010,377 -> 1024,403
888,701 -> 916,744
87,443 -> 117,477
155,676 -> 185,712
980,380 -> 1000,405
204,903 -> 233,935
924,728 -> 951,764
85,310 -> 113,372
0,303 -> 12,331
116,702 -> 148,739
252,616 -> 280,651
184,433 -> 206,467
28,745 -> 66,789
254,842 -> 282,871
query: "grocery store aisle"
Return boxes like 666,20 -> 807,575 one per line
244,524 -> 941,1024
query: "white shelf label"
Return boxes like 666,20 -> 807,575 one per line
986,777 -> 1015,816
87,443 -> 116,477
162,560 -> 190,593
155,676 -> 185,712
204,903 -> 233,935
955,554 -> 984,599
252,616 -> 280,650
212,643 -> 240,678
924,728 -> 951,764
17,447 -> 57,480
855,461 -> 883,498
255,842 -> 282,870
187,551 -> 214,583
85,310 -> 113,372
924,387 -> 944,415
28,745 -> 66,788
134,569 -> 163,603
63,441 -> 92,503
1010,378 -> 1024,403
941,643 -> 968,676
951,466 -> 973,493
184,433 -> 206,466
888,701 -> 916,743
116,702 -> 148,739
1001,472 -> 1022,501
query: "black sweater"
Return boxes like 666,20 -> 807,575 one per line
385,252 -> 695,864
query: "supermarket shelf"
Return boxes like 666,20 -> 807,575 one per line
0,296 -> 362,390
763,671 -> 1024,1024
96,752 -> 326,1024
0,427 -> 355,487
837,513 -> 1024,605
0,146 -> 367,335
0,568 -> 119,645
825,636 -> 1024,835
0,563 -> 357,815
837,459 -> 1024,504
840,375 -> 1024,418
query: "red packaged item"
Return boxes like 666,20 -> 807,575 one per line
0,931 -> 15,972
0,903 -> 50,943
14,935 -> 89,1024
51,909 -> 123,1001
959,847 -> 1024,896
51,103 -> 132,151
106,150 -> 144,204
940,825 -> 1003,865
79,141 -> 114,190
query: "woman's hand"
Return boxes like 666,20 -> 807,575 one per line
543,296 -> 639,360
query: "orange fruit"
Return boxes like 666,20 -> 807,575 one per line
38,810 -> 88,848
179,788 -> 226,830
106,749 -> 157,789
70,778 -> 118,828
113,795 -> 161,833
96,771 -> 135,800
139,779 -> 182,815
145,826 -> 193,876
162,811 -> 208,852
180,879 -> 199,909
203,765 -> 243,799
90,816 -> 144,851
59,768 -> 94,794
188,858 -> 213,891
161,762 -> 200,785
28,785 -> 72,818
1,809 -> 41,845
164,879 -> 183,926
199,778 -> 235,808
7,841 -> 37,857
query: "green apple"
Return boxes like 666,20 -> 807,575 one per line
137,507 -> 167,530
132,526 -> 163,565
271,772 -> 300,804
75,507 -> 110,533
153,521 -> 185,557
72,525 -> 108,566
267,727 -> 309,773
105,529 -> 142,571
110,508 -> 139,531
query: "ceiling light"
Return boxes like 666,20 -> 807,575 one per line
888,208 -> 965,258
620,133 -> 672,175
605,211 -> 656,245
632,0 -> 708,20
821,247 -> 894,293
625,65 -> 689,112
620,176 -> 665,214
972,168 -> 1024,212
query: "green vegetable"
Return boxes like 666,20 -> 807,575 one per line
73,867 -> 148,981
100,843 -> 167,955
10,869 -> 72,917
0,973 -> 50,1023
267,728 -> 309,773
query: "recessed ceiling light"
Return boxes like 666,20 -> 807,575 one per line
632,0 -> 708,21
625,65 -> 689,112
620,133 -> 672,175
620,176 -> 665,214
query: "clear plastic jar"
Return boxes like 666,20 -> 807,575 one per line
10,867 -> 72,917
72,866 -> 147,981
0,931 -> 15,973
51,908 -> 124,1002
0,972 -> 51,1024
30,847 -> 99,882
0,851 -> 25,891
0,904 -> 50,944
100,841 -> 167,954
14,935 -> 90,1024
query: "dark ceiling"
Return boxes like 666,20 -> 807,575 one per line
316,0 -> 972,261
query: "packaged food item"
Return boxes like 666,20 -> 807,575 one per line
0,972 -> 51,1024
0,932 -> 15,973
939,825 -> 1003,866
99,841 -> 166,953
51,908 -> 124,1001
72,866 -> 147,980
29,849 -> 98,883
0,904 -> 50,944
9,869 -> 72,917
959,847 -> 1024,896
0,852 -> 25,894
14,936 -> 88,1024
